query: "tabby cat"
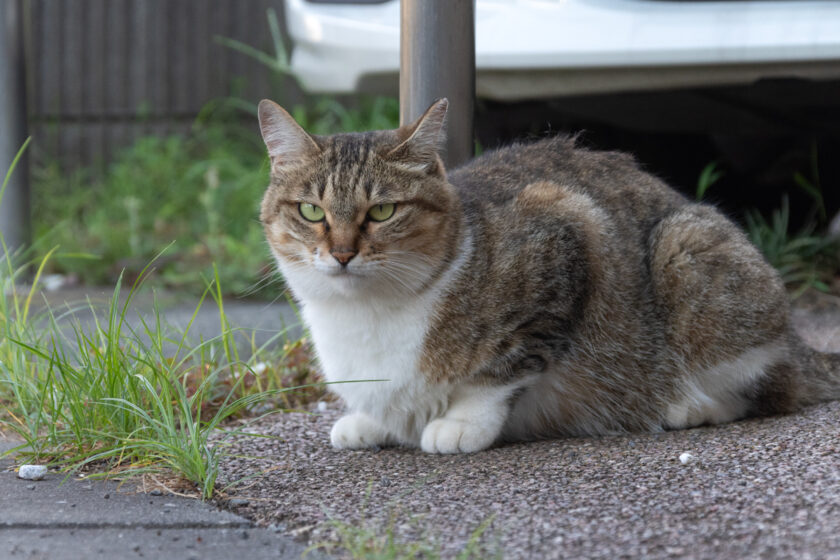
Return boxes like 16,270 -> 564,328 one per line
257,98 -> 840,454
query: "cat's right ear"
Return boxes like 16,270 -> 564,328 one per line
387,98 -> 449,174
258,99 -> 320,169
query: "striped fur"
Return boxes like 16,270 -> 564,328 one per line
257,98 -> 840,453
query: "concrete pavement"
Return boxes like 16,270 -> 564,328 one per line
1,438 -> 323,559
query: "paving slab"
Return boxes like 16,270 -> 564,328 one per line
2,528 -> 306,560
0,439 -> 323,559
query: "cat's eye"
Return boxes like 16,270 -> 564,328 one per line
367,203 -> 396,222
299,203 -> 325,222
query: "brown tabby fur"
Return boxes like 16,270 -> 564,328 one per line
258,98 -> 840,449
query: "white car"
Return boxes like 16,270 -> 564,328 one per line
285,0 -> 840,100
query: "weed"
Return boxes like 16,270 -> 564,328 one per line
1,256 -> 321,498
31,121 -> 274,296
311,510 -> 500,560
695,160 -> 724,201
307,480 -> 501,559
745,197 -> 839,296
4,140 -> 323,497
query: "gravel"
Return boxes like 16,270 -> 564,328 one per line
17,465 -> 47,480
216,294 -> 840,559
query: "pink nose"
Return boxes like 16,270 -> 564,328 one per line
330,249 -> 357,266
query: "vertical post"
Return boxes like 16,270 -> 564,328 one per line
400,0 -> 475,168
0,0 -> 31,252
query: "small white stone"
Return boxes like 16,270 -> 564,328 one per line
252,362 -> 268,375
17,465 -> 47,480
317,401 -> 328,412
679,452 -> 695,465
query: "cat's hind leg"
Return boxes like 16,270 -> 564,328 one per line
420,383 -> 518,453
650,204 -> 791,428
330,412 -> 395,450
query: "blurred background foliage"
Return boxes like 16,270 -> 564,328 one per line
29,7 -> 399,297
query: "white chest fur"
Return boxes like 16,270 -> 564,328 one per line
301,295 -> 449,444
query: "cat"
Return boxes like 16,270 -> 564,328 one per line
257,97 -> 840,454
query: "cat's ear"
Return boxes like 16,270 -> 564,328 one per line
387,98 -> 448,174
258,99 -> 320,168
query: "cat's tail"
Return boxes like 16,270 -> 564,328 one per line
749,340 -> 840,416
800,345 -> 840,405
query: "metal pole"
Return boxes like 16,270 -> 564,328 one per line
400,0 -> 475,168
0,0 -> 31,252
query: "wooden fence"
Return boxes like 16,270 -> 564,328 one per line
25,0 -> 290,170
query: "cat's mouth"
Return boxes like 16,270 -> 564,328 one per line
322,265 -> 361,279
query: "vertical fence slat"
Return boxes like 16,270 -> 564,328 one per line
0,0 -> 31,251
82,0 -> 105,167
29,0 -> 290,170
171,1 -> 190,115
193,0 -> 210,112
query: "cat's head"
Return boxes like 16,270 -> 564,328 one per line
258,98 -> 462,301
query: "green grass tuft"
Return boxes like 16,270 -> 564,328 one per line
1,251 -> 320,498
2,140 -> 321,497
745,197 -> 839,296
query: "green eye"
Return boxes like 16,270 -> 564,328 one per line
299,203 -> 325,222
367,203 -> 396,222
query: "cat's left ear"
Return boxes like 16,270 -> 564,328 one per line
387,98 -> 448,175
258,99 -> 321,169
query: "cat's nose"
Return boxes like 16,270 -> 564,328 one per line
330,248 -> 357,267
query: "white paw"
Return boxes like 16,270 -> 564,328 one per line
330,413 -> 388,450
420,418 -> 497,454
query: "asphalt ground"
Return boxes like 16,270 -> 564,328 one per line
216,401 -> 840,560
215,292 -> 840,559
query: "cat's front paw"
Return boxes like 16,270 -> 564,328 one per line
420,418 -> 497,454
330,413 -> 390,450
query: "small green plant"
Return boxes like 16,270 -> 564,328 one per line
307,480 -> 501,560
745,197 -> 839,296
1,258 -> 320,498
793,140 -> 827,224
215,7 -> 400,135
3,139 -> 323,498
310,512 -> 500,560
695,160 -> 724,201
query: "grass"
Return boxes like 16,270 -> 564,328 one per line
307,481 -> 501,559
695,156 -> 839,295
1,260 -> 322,499
311,515 -> 500,560
745,197 -> 839,297
2,139 -> 324,499
695,160 -> 724,202
32,120 -> 274,296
